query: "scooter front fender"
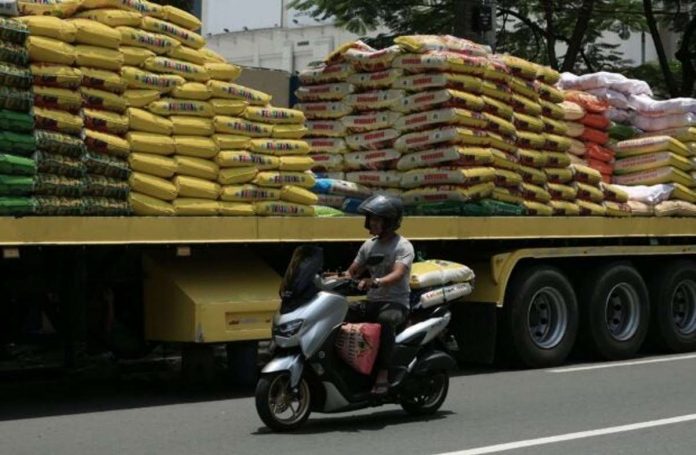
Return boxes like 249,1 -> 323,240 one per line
261,353 -> 305,388
412,350 -> 457,375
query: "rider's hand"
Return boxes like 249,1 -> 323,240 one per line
357,278 -> 373,291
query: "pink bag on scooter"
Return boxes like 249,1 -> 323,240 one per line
335,323 -> 381,375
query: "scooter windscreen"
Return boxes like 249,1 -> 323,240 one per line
279,245 -> 324,313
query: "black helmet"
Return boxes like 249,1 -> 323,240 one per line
358,195 -> 403,231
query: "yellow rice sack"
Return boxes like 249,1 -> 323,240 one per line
299,63 -> 355,85
394,72 -> 483,93
549,200 -> 580,216
614,136 -> 690,158
253,171 -> 316,189
400,167 -> 495,189
545,151 -> 571,168
306,120 -> 348,137
215,151 -> 278,170
81,87 -> 128,113
393,89 -> 485,114
116,26 -> 180,55
130,172 -> 177,201
642,127 -> 696,143
394,108 -> 487,133
166,45 -> 206,65
537,82 -> 564,103
148,99 -> 214,117
401,183 -> 494,205
213,134 -> 250,150
537,66 -> 561,85
141,16 -> 206,49
518,165 -> 547,185
397,145 -> 492,171
249,139 -> 310,156
493,169 -> 523,188
347,68 -> 403,90
220,184 -> 280,202
79,67 -> 126,93
173,198 -> 219,216
307,138 -> 348,155
18,16 -> 76,42
129,192 -> 175,216
483,113 -> 516,138
160,5 -> 201,31
600,182 -> 629,203
604,201 -> 632,217
175,155 -> 219,181
573,182 -> 604,203
577,199 -> 607,216
671,183 -> 696,203
543,117 -> 568,136
274,124 -> 308,140
209,98 -> 247,116
508,76 -> 538,101
127,107 -> 173,135
295,82 -> 355,102
17,0 -> 81,18
171,116 -> 214,136
69,18 -> 121,49
75,45 -> 123,71
615,152 -> 693,175
544,134 -> 572,153
254,201 -> 315,217
516,131 -> 546,150
547,183 -> 578,201
33,86 -> 82,112
570,164 -> 602,185
30,64 -> 81,89
34,107 -> 83,135
213,116 -> 273,137
205,63 -> 241,81
346,171 -> 409,188
207,80 -> 271,106
516,182 -> 551,203
218,167 -> 258,185
127,131 -> 175,155
27,36 -> 76,65
482,95 -> 514,120
172,82 -> 211,101
491,187 -> 523,204
342,111 -> 403,133
540,99 -> 565,120
173,175 -> 220,199
511,93 -> 543,117
522,200 -> 553,216
500,55 -> 537,80
279,156 -> 314,172
128,153 -> 177,178
121,66 -> 185,92
244,106 -> 306,125
174,136 -> 219,159
513,112 -> 544,133
218,202 -> 256,216
83,108 -> 129,135
312,153 -> 345,171
345,89 -> 404,111
490,148 -> 520,171
487,132 -> 517,154
120,46 -> 155,66
81,0 -> 161,14
392,52 -> 487,75
122,90 -> 159,109
74,9 -> 143,27
84,129 -> 130,157
481,80 -> 513,103
143,56 -> 209,82
613,166 -> 695,187
295,101 -> 352,120
280,185 -> 319,205
346,128 -> 400,151
198,47 -> 226,64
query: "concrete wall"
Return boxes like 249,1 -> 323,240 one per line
235,67 -> 292,108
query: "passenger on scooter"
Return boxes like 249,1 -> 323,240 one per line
345,195 -> 415,395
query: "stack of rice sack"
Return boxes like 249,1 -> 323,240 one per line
0,17 -> 37,216
409,259 -> 474,310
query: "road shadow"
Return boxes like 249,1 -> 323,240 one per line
253,409 -> 455,435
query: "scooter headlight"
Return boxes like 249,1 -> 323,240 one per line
274,319 -> 304,337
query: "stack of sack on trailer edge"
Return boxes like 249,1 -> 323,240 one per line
9,0 -> 314,217
409,259 -> 474,310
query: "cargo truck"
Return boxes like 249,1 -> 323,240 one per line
2,216 -> 696,379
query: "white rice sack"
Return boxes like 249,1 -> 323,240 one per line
611,184 -> 675,204
416,282 -> 473,309
633,112 -> 696,132
629,94 -> 696,117
586,88 -> 630,109
410,259 -> 475,290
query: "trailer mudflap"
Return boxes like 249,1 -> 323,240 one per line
143,249 -> 282,343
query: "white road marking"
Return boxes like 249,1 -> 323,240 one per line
547,353 -> 696,373
437,413 -> 696,455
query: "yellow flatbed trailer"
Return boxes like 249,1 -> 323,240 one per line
2,216 -> 696,374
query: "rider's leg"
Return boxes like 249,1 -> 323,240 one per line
373,302 -> 407,393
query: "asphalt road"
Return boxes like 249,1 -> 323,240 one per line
2,353 -> 696,455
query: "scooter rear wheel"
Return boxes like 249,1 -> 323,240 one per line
400,370 -> 449,416
255,372 -> 311,432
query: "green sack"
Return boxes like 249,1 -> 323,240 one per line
84,197 -> 131,216
0,109 -> 33,132
608,122 -> 640,141
0,131 -> 36,156
34,174 -> 84,197
35,130 -> 85,158
478,199 -> 525,216
34,196 -> 86,216
0,18 -> 29,45
0,68 -> 32,92
314,205 -> 344,217
0,196 -> 36,216
405,201 -> 469,216
0,41 -> 28,66
83,153 -> 130,181
0,153 -> 36,175
0,174 -> 34,196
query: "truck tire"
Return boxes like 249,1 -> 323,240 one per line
578,263 -> 650,360
503,265 -> 578,368
648,260 -> 696,353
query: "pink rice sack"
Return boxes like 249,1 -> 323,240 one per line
335,323 -> 381,375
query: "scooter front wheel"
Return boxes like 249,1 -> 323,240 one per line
255,372 -> 312,432
400,370 -> 449,416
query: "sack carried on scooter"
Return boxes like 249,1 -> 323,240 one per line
335,323 -> 381,375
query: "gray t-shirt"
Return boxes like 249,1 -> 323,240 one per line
355,234 -> 415,307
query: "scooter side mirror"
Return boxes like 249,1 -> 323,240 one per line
366,254 -> 385,266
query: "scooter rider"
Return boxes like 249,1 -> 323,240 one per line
345,195 -> 415,395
